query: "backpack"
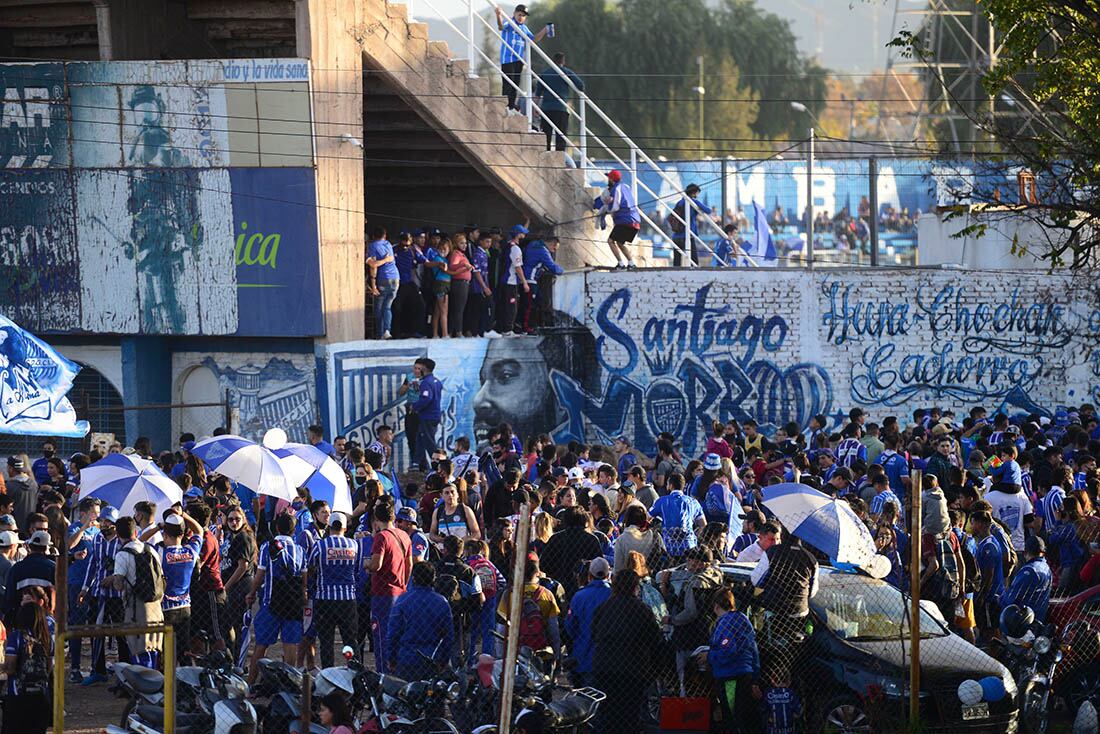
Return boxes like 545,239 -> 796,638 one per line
16,634 -> 50,696
437,560 -> 483,617
955,530 -> 982,594
468,556 -> 499,598
269,542 -> 304,620
123,545 -> 165,604
669,200 -> 687,234
518,591 -> 549,650
924,537 -> 961,602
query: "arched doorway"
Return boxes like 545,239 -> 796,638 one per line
176,364 -> 225,440
0,362 -> 124,458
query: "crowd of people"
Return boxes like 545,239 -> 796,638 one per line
4,389 -> 1100,733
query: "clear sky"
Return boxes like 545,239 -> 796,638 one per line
408,0 -> 913,74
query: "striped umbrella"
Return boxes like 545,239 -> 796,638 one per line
272,443 -> 353,514
81,453 -> 183,517
190,435 -> 295,502
236,609 -> 253,670
762,482 -> 878,566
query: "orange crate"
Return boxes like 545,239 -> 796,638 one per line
659,696 -> 712,731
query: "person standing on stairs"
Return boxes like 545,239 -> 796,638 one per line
593,169 -> 639,269
535,52 -> 585,152
496,4 -> 549,114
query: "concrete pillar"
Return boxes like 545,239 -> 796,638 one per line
120,336 -> 172,450
93,0 -> 170,60
297,0 -> 366,342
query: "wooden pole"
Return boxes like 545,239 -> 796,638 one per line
909,469 -> 923,725
499,503 -> 532,734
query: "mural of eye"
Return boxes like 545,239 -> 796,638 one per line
744,361 -> 833,430
644,378 -> 688,438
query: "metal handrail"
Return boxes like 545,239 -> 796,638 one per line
411,0 -> 753,266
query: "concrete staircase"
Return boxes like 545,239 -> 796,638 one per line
359,0 -> 610,268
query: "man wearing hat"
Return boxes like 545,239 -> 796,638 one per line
592,169 -> 639,269
564,556 -> 612,687
0,530 -> 20,599
307,511 -> 360,668
1002,535 -> 1053,622
4,529 -> 55,626
159,511 -> 205,666
396,506 -> 432,564
65,497 -> 102,681
495,4 -> 549,112
497,224 -> 531,335
6,455 -> 37,529
80,506 -> 129,685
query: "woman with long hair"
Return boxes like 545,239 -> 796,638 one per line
530,511 -> 555,556
588,492 -> 615,526
430,239 -> 453,338
186,454 -> 208,489
318,691 -> 356,734
447,233 -> 473,338
488,517 -> 515,575
624,550 -> 668,626
3,601 -> 53,734
220,503 -> 258,658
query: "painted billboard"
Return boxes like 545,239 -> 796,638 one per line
0,60 -> 322,337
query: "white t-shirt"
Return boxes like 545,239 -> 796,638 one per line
985,489 -> 1033,551
505,243 -> 523,285
737,540 -> 767,564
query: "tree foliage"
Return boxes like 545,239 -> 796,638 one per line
512,0 -> 823,156
890,0 -> 1100,267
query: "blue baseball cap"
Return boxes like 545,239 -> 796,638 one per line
181,440 -> 196,452
99,506 -> 119,524
510,224 -> 529,236
185,487 -> 204,498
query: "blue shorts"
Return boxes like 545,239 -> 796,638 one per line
254,606 -> 303,647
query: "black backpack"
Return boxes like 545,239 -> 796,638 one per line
16,635 -> 50,696
924,536 -> 962,602
955,531 -> 982,595
124,546 -> 165,604
270,542 -> 304,620
670,200 -> 687,234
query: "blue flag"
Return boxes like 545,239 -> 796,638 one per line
748,200 -> 778,265
0,316 -> 89,437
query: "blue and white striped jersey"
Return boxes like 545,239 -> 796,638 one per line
83,534 -> 123,599
258,535 -> 307,608
309,535 -> 359,601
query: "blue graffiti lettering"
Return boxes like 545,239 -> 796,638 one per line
594,288 -> 637,375
821,281 -> 916,346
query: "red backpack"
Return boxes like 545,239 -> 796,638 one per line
518,590 -> 549,650
468,556 -> 499,598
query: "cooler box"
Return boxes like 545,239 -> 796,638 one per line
659,696 -> 711,731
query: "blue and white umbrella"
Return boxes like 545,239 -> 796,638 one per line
762,483 -> 878,566
191,435 -> 295,502
81,453 -> 183,517
272,443 -> 353,514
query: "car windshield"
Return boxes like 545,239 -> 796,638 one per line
810,572 -> 947,640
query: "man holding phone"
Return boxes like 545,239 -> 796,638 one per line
496,4 -> 550,113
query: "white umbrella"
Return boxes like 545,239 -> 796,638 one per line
762,483 -> 879,567
272,443 -> 353,514
190,434 -> 295,502
81,453 -> 183,517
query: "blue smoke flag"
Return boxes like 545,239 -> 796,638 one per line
0,316 -> 89,437
748,200 -> 778,265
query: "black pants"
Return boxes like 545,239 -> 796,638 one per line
541,109 -> 569,151
497,284 -> 519,333
501,61 -> 523,109
226,575 -> 253,658
191,588 -> 227,645
449,279 -> 470,336
394,281 -> 426,337
515,287 -> 534,333
2,691 -> 50,734
672,235 -> 699,267
715,675 -> 763,734
463,291 -> 487,336
314,599 -> 359,668
594,672 -> 647,734
91,596 -> 131,674
404,410 -> 419,468
163,606 -> 192,667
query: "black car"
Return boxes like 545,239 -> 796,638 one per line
721,562 -> 1020,733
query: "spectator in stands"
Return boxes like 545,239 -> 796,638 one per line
429,238 -> 453,339
495,4 -> 549,113
564,556 -> 612,687
387,561 -> 454,681
447,233 -> 474,338
367,226 -> 399,340
464,232 -> 494,336
593,170 -> 639,269
497,225 -> 530,335
410,358 -> 443,472
520,235 -> 563,332
535,52 -> 585,151
670,183 -> 713,267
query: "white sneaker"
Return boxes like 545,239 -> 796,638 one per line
499,330 -> 514,337
485,330 -> 502,338
382,331 -> 392,339
506,108 -> 520,117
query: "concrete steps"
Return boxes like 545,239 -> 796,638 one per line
360,0 -> 609,267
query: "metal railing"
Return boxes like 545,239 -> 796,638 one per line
415,0 -> 755,266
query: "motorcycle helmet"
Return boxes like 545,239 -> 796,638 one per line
999,604 -> 1035,640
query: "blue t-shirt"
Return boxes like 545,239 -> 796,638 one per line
395,246 -> 426,285
161,535 -> 203,610
68,521 -> 100,584
369,238 -> 400,281
431,251 -> 451,282
876,451 -> 910,497
1002,558 -> 1053,621
992,459 -> 1023,486
468,245 -> 490,294
650,491 -> 704,557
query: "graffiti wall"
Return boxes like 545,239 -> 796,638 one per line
323,269 -> 1100,460
173,351 -> 317,443
0,60 -> 322,337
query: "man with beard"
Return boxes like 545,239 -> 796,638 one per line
471,320 -> 596,451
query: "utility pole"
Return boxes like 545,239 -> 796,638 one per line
869,157 -> 879,266
696,56 -> 705,158
806,127 -> 815,269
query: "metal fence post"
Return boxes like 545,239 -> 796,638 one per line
909,468 -> 923,724
52,550 -> 67,734
499,503 -> 533,734
869,156 -> 879,266
806,127 -> 815,269
164,625 -> 176,734
467,0 -> 476,78
224,388 -> 233,433
579,95 -> 588,174
523,43 -> 533,126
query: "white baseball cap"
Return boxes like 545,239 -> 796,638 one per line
329,512 -> 347,528
567,467 -> 585,481
164,514 -> 184,527
0,531 -> 21,548
28,530 -> 52,548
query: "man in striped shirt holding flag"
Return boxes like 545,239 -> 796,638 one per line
307,512 -> 360,668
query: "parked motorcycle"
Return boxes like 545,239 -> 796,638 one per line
469,687 -> 606,734
999,604 -> 1065,734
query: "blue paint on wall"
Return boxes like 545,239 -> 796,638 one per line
0,64 -> 68,168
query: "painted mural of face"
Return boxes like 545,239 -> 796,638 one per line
473,338 -> 554,450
